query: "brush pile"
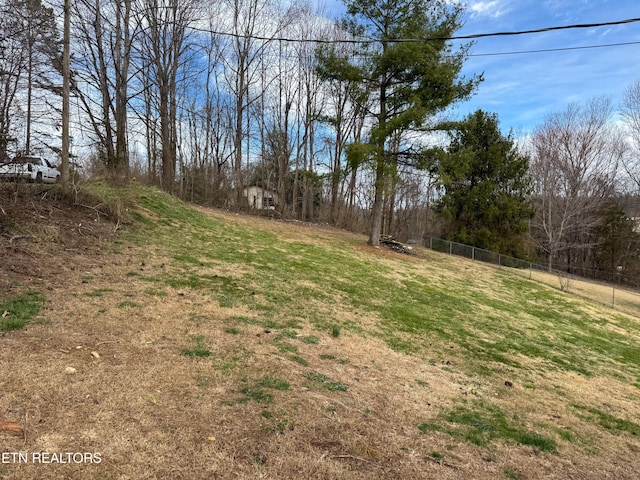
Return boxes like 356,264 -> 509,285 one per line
379,235 -> 415,255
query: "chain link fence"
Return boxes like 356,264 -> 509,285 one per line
424,237 -> 640,318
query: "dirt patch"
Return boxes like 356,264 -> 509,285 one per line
0,182 -> 119,296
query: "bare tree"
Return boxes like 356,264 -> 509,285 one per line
0,2 -> 25,159
113,0 -> 133,175
72,0 -> 135,176
620,79 -> 640,192
181,24 -> 234,204
262,38 -> 297,214
136,0 -> 199,192
289,3 -> 328,221
530,97 -> 625,272
216,0 -> 292,206
20,0 -> 60,156
315,25 -> 371,226
61,0 -> 70,192
199,24 -> 234,203
0,0 -> 59,159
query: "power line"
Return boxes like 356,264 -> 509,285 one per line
441,17 -> 640,41
189,17 -> 640,45
469,40 -> 640,57
233,39 -> 640,59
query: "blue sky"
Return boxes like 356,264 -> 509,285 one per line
321,0 -> 640,134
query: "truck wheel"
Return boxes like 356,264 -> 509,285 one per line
35,172 -> 43,183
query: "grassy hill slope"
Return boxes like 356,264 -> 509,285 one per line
1,184 -> 639,480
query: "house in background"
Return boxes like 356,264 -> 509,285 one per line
243,185 -> 278,210
620,195 -> 640,232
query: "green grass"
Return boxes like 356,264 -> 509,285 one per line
290,354 -> 309,366
572,404 -> 640,437
274,329 -> 298,340
304,371 -> 348,392
255,376 -> 290,391
419,401 -> 557,452
231,315 -> 261,325
90,185 -> 640,451
319,353 -> 349,364
0,292 -> 45,331
429,451 -> 443,460
145,287 -> 168,297
299,335 -> 319,344
231,376 -> 291,405
84,288 -> 113,297
212,348 -> 251,375
264,319 -> 301,330
181,335 -> 212,358
276,342 -> 297,353
237,387 -> 273,404
96,186 -> 640,381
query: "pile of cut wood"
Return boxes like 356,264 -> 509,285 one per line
379,235 -> 415,255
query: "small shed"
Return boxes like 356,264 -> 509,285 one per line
243,185 -> 278,210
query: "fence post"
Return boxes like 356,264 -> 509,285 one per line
472,247 -> 475,261
612,287 -> 615,309
449,241 -> 452,255
529,262 -> 532,280
498,254 -> 502,268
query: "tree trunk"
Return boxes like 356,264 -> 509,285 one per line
26,30 -> 33,155
114,0 -> 131,176
95,0 -> 115,167
368,34 -> 390,247
159,81 -> 173,192
60,0 -> 70,194
368,158 -> 385,246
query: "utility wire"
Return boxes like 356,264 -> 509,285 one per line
188,17 -> 640,45
468,40 -> 640,57
233,39 -> 640,59
439,17 -> 640,41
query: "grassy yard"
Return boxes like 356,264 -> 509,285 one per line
1,184 -> 639,479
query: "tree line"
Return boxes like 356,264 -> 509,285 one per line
2,0 -> 640,283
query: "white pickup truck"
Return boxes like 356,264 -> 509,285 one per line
0,156 -> 60,183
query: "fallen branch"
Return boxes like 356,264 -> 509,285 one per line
0,420 -> 24,437
75,203 -> 109,218
9,235 -> 28,244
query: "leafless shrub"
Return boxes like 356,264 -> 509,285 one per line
558,275 -> 573,293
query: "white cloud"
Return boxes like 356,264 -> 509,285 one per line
468,0 -> 510,19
